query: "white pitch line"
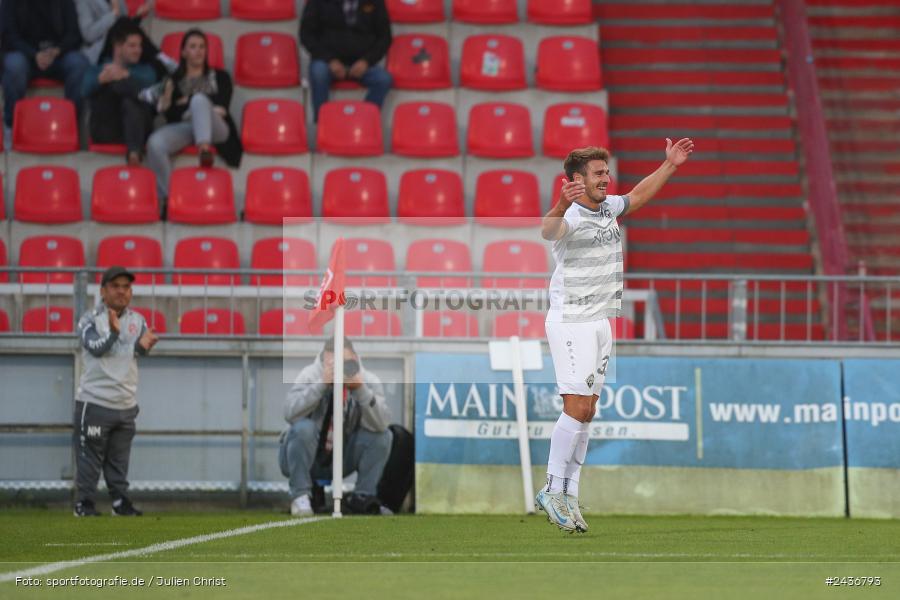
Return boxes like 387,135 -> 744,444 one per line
44,543 -> 127,547
0,517 -> 323,583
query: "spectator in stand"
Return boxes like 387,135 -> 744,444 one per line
145,29 -> 242,211
75,0 -> 175,77
300,0 -> 393,121
1,0 -> 90,129
81,20 -> 156,165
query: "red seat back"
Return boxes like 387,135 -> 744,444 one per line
250,237 -> 316,286
527,0 -> 591,24
23,306 -> 74,334
91,166 -> 159,224
160,32 -> 225,69
386,0 -> 444,22
13,97 -> 78,153
155,0 -> 220,19
14,166 -> 81,223
387,34 -> 451,89
391,102 -> 459,157
316,101 -> 383,156
474,170 -> 541,226
406,239 -> 472,288
322,168 -> 390,224
536,37 -> 603,91
19,236 -> 85,283
344,311 -> 402,337
231,0 -> 296,20
423,311 -> 480,337
467,103 -> 534,158
460,35 -> 526,90
543,103 -> 609,158
241,99 -> 308,154
345,238 -> 396,287
131,307 -> 168,333
168,167 -> 236,224
96,236 -> 164,285
492,312 -> 545,338
235,32 -> 300,87
173,237 -> 240,286
482,241 -> 547,288
397,169 -> 466,225
179,309 -> 245,335
244,168 -> 312,224
259,308 -> 322,336
453,0 -> 517,23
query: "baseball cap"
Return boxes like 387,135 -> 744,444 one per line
100,266 -> 136,286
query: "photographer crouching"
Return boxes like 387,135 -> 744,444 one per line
280,338 -> 392,516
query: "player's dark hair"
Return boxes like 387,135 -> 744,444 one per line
564,146 -> 611,181
109,20 -> 143,48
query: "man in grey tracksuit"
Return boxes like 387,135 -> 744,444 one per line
74,266 -> 158,517
280,338 -> 392,516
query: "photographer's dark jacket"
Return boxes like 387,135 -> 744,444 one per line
284,354 -> 390,434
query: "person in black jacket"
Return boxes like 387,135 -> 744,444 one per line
1,0 -> 91,127
145,28 -> 242,206
300,0 -> 393,121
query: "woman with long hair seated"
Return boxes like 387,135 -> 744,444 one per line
146,28 -> 242,209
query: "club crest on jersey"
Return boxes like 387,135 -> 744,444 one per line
585,373 -> 595,388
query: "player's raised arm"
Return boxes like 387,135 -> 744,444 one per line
624,137 -> 694,216
542,178 -> 584,240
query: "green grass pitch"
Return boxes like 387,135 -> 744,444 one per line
1,508 -> 899,599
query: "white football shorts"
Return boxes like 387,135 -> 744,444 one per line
545,318 -> 613,396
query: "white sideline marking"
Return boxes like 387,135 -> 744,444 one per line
0,517 -> 323,583
44,543 -> 126,547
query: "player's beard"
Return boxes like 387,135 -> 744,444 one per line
585,185 -> 607,205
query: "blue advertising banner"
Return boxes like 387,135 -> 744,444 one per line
843,359 -> 900,469
415,354 -> 844,472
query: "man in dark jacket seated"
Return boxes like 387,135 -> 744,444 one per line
2,0 -> 90,128
300,0 -> 393,121
81,21 -> 156,165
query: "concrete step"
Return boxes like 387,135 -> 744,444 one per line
604,39 -> 778,50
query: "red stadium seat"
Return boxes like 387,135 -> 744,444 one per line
131,307 -> 168,333
344,311 -> 402,337
322,168 -> 390,224
244,167 -> 312,224
536,37 -> 603,91
551,172 -> 618,202
397,169 -> 466,225
18,236 -> 85,284
391,102 -> 459,157
0,239 -> 7,283
460,35 -> 526,90
22,306 -> 74,334
155,0 -> 220,19
167,167 -> 236,224
231,0 -> 296,20
160,32 -> 225,70
91,166 -> 159,224
234,33 -> 300,88
423,311 -> 479,337
14,166 -> 81,223
316,101 -> 383,156
386,34 -> 451,90
492,312 -> 544,338
96,236 -> 164,285
612,317 -> 635,340
179,309 -> 245,335
467,103 -> 534,158
345,239 -> 396,287
386,0 -> 444,23
241,99 -> 308,155
259,308 -> 322,336
474,170 -> 541,226
453,0 -> 517,23
173,237 -> 240,286
250,237 -> 316,286
13,97 -> 78,153
0,173 -> 4,220
87,140 -> 127,155
527,0 -> 591,24
406,239 -> 472,288
482,240 -> 547,288
0,309 -> 9,332
543,103 -> 609,158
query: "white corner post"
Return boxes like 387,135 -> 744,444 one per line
332,305 -> 345,518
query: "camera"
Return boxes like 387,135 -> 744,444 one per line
344,359 -> 360,378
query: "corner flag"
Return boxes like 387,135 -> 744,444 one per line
308,238 -> 346,330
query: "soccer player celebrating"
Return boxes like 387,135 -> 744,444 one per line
535,139 -> 694,533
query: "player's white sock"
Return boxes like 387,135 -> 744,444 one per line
563,421 -> 591,497
546,412 -> 582,493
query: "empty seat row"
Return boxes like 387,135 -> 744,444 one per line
2,305 -> 634,339
10,96 -> 608,157
0,236 -> 550,288
5,164 -> 618,225
150,0 -> 592,25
